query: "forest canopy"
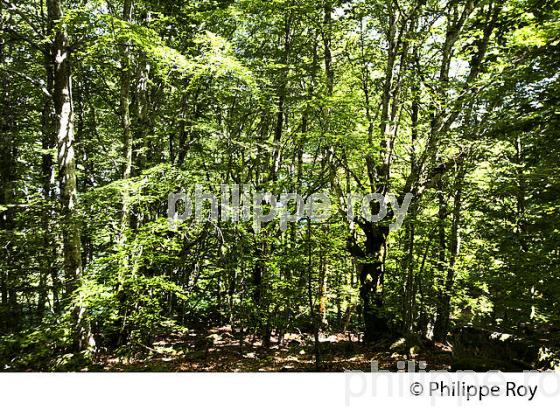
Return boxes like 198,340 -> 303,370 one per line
0,0 -> 559,371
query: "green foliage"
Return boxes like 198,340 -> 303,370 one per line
1,0 -> 559,370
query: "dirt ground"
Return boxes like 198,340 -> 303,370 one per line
93,326 -> 454,372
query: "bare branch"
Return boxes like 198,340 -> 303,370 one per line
0,67 -> 52,98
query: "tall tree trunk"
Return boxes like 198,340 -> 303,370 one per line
271,10 -> 291,182
433,164 -> 465,341
402,42 -> 420,332
378,1 -> 399,189
0,9 -> 18,330
120,0 -> 133,236
306,220 -> 321,369
433,175 -> 447,341
38,46 -> 58,319
318,251 -> 328,326
48,0 -> 87,350
49,0 -> 82,293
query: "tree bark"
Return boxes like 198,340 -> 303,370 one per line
47,0 -> 87,350
271,9 -> 291,182
120,0 -> 133,236
38,45 -> 58,319
434,163 -> 465,341
0,8 -> 19,330
348,222 -> 390,342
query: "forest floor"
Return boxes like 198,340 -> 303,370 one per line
93,326 -> 454,372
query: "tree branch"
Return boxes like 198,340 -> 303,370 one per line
0,67 -> 52,98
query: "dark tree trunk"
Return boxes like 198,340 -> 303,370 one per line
349,222 -> 390,342
38,48 -> 57,320
434,163 -> 465,342
0,7 -> 19,331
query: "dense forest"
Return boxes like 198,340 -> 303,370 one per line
0,0 -> 559,371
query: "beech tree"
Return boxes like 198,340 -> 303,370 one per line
0,0 -> 558,371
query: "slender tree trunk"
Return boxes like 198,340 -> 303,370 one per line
515,135 -> 532,321
271,10 -> 291,182
120,0 -> 133,235
48,0 -> 87,350
403,45 -> 420,332
378,1 -> 399,188
0,9 -> 18,330
434,164 -> 465,341
318,251 -> 328,326
433,175 -> 447,341
38,47 -> 57,319
306,220 -> 321,370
